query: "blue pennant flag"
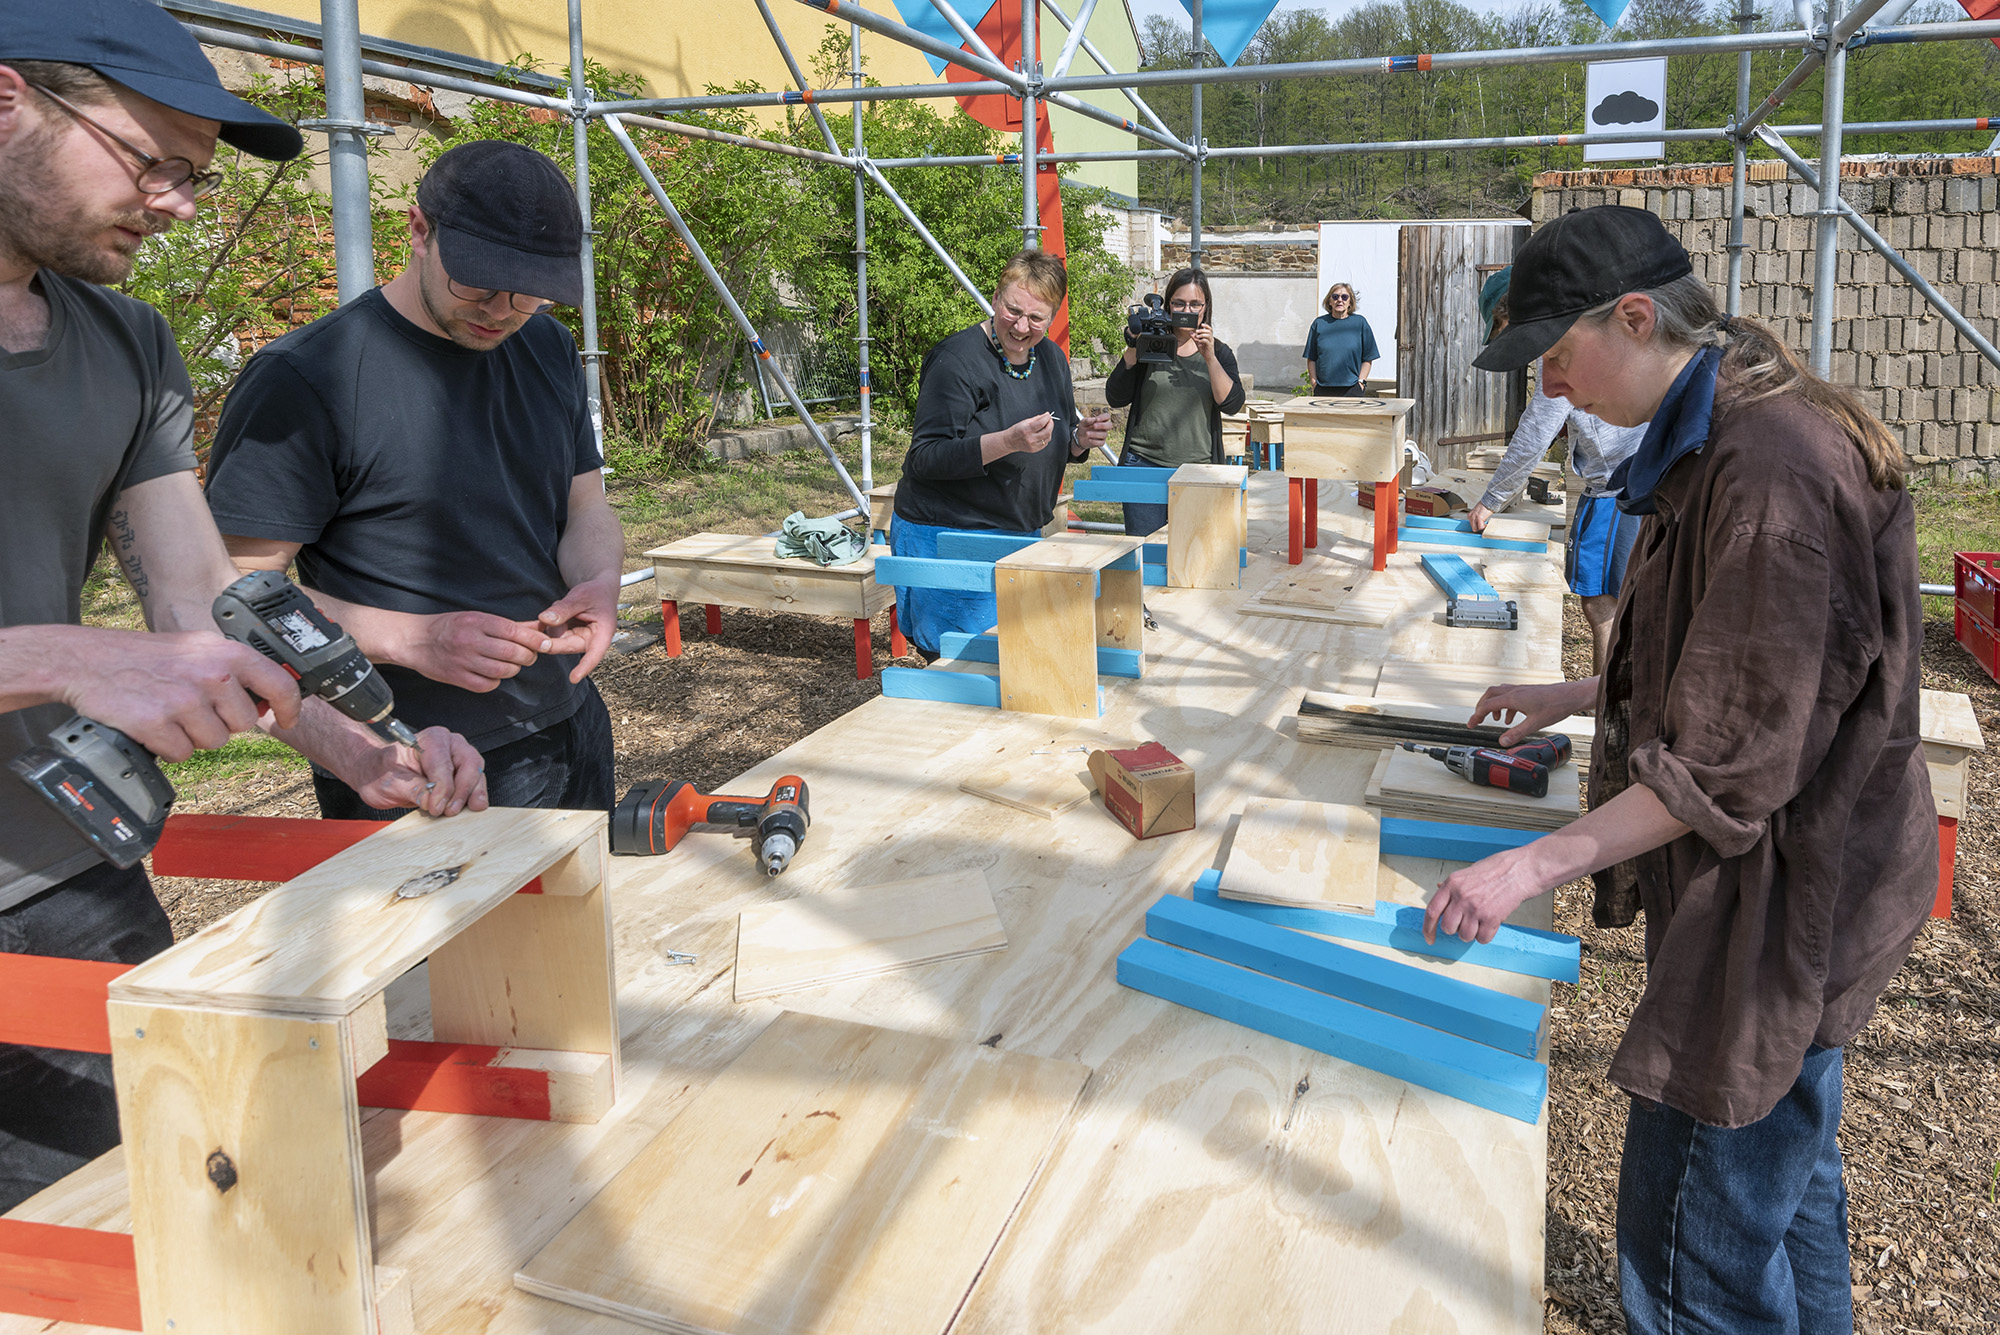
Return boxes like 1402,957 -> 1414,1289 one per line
1585,0 -> 1633,27
1175,0 -> 1284,68
891,0 -> 999,77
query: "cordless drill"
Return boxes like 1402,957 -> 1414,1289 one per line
610,777 -> 810,877
1400,733 -> 1572,801
9,572 -> 421,869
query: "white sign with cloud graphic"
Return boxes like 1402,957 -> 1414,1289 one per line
1584,57 -> 1667,162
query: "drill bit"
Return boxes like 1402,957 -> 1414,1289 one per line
371,716 -> 423,750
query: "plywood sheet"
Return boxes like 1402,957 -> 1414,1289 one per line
108,808 -> 604,1018
1218,799 -> 1379,912
959,736 -> 1103,819
995,533 -> 1142,573
646,531 -> 881,575
1375,659 -> 1522,719
1481,516 -> 1553,543
1244,565 -> 1402,627
1299,689 -> 1595,765
1920,688 -> 1985,751
514,1011 -> 1090,1335
733,872 -> 1008,1002
1376,745 -> 1580,832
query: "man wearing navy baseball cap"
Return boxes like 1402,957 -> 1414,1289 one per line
0,0 -> 487,1208
206,140 -> 625,824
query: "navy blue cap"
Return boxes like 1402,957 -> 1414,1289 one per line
1,0 -> 303,161
418,141 -> 584,307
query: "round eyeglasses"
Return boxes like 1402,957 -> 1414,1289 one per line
444,276 -> 555,316
30,83 -> 224,201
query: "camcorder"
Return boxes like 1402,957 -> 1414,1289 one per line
1126,293 -> 1198,365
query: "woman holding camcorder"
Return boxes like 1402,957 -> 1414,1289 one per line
1104,267 -> 1245,536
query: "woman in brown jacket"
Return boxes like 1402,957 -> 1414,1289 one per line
1427,206 -> 1934,1335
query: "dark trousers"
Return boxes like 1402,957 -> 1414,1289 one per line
1117,444 -> 1171,537
1618,1045 -> 1852,1335
313,680 -> 618,818
0,860 -> 173,1210
1313,382 -> 1365,397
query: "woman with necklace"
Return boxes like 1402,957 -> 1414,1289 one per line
892,250 -> 1111,658
1104,267 -> 1244,536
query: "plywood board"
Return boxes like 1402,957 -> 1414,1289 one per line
109,808 -> 605,1018
1298,689 -> 1596,766
959,738 -> 1101,819
1920,688 -> 1985,751
1218,799 -> 1379,912
733,872 -> 1009,1002
647,531 -> 881,574
514,1011 -> 1090,1335
994,532 -> 1143,573
1482,516 -> 1554,543
1376,745 -> 1580,832
1374,659 -> 1525,719
1245,563 -> 1402,627
996,567 -> 1099,718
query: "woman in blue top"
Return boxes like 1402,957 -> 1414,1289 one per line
1301,282 -> 1380,395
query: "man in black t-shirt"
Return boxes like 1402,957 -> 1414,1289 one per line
207,141 -> 626,818
0,1 -> 486,1210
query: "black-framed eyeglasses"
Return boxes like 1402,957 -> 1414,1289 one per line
443,273 -> 555,316
30,83 -> 224,202
1329,294 -> 1351,302
1168,300 -> 1206,313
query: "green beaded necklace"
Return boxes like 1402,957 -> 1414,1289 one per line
987,321 -> 1035,380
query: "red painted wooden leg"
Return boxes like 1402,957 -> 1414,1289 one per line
853,619 -> 873,679
889,606 -> 908,657
1372,483 -> 1393,572
1388,475 -> 1401,553
704,603 -> 722,635
1305,479 -> 1319,548
1934,815 -> 1958,917
1287,477 -> 1304,565
661,600 -> 681,656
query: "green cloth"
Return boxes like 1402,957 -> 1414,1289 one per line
1124,354 -> 1217,467
775,511 -> 867,567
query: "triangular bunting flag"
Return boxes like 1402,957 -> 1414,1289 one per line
1584,0 -> 1633,28
1173,0 -> 1283,68
891,0 -> 999,77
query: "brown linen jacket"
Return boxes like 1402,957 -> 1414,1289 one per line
1593,392 -> 1936,1128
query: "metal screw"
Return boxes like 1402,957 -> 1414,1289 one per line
133,1028 -> 145,1039
309,1038 -> 319,1050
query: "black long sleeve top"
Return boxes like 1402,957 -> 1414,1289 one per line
894,323 -> 1082,533
1103,339 -> 1245,465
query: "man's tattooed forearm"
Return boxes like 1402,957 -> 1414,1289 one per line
108,508 -> 150,602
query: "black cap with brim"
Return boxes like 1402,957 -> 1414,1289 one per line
96,63 -> 302,161
435,222 -> 585,309
1472,205 -> 1693,373
2,0 -> 303,161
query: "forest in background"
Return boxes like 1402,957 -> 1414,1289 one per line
1132,0 -> 2000,222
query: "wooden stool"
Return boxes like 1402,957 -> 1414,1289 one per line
994,534 -> 1145,717
1166,463 -> 1249,590
1279,396 -> 1416,571
648,531 -> 901,679
1922,688 -> 1985,917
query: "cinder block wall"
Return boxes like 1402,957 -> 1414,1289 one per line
1531,157 -> 2000,483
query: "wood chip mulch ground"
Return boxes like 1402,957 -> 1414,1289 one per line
151,596 -> 2000,1334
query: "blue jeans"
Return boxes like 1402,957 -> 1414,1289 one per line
0,860 -> 173,1210
1618,1045 -> 1852,1335
313,679 -> 616,818
1118,444 -> 1170,537
888,516 -> 1037,657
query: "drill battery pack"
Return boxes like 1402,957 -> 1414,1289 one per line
611,780 -> 689,856
8,717 -> 175,869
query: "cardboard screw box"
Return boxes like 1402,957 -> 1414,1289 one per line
1087,743 -> 1196,840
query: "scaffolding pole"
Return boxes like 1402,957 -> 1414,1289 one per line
568,0 -> 604,450
1812,0 -> 1854,373
854,24 -> 874,490
1757,126 -> 2000,372
1727,0 -> 1755,315
860,159 -> 994,311
791,0 -> 1025,89
1190,0 -> 1204,269
1051,0 -> 1101,79
1022,0 -> 1040,248
602,114 -> 870,514
317,0 -> 376,301
1041,0 -> 1176,140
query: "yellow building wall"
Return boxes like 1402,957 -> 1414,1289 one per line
251,0 -> 1139,199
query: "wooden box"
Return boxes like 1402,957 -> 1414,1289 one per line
1279,396 -> 1416,483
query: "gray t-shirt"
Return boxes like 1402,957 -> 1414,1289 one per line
0,271 -> 197,908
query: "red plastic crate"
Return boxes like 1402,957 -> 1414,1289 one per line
1955,600 -> 2000,684
1954,552 -> 2000,629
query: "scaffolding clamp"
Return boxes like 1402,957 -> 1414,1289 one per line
299,117 -> 393,138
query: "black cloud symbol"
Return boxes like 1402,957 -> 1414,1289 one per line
1592,90 -> 1661,126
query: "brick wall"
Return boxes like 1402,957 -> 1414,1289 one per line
1531,157 -> 2000,482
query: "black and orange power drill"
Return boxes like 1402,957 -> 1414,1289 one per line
1400,734 -> 1572,801
610,777 -> 810,876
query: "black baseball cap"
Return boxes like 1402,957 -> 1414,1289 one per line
1474,206 -> 1693,372
1,0 -> 302,161
417,141 -> 584,307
